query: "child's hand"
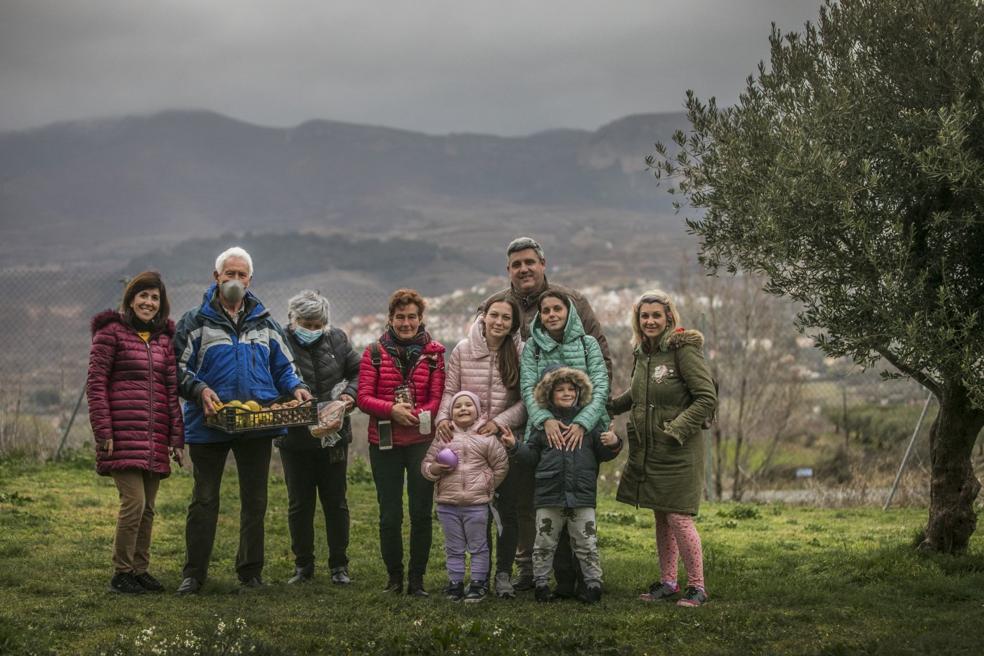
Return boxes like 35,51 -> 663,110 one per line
429,462 -> 453,477
499,426 -> 516,449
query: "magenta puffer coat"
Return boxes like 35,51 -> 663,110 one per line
86,310 -> 184,477
357,339 -> 446,448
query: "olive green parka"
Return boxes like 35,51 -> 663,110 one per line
610,328 -> 716,515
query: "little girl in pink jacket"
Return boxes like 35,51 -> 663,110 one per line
422,390 -> 508,603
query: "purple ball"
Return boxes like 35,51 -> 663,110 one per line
436,447 -> 458,469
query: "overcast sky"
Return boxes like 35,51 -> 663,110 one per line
0,0 -> 821,136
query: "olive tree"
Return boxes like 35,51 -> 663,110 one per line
650,0 -> 984,552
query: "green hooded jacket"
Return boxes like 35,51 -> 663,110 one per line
520,303 -> 610,440
610,328 -> 716,514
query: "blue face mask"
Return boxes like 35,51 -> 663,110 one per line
294,326 -> 324,345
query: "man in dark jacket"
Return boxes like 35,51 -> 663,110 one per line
481,236 -> 613,594
174,246 -> 311,594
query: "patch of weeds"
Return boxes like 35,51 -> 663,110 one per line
718,504 -> 761,520
103,617 -> 287,656
598,510 -> 638,526
598,533 -> 633,549
347,456 -> 373,484
777,540 -> 800,551
74,496 -> 102,508
807,538 -> 823,547
0,543 -> 29,558
786,518 -> 799,525
805,523 -> 826,533
722,519 -> 739,529
0,491 -> 34,505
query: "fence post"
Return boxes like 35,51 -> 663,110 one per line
55,384 -> 86,460
883,391 -> 934,510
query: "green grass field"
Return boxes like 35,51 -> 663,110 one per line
1,454 -> 982,655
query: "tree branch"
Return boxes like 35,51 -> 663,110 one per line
873,345 -> 941,398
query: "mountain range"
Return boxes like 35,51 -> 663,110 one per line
0,109 -> 695,295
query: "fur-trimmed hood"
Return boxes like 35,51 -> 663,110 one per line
666,327 -> 704,350
90,309 -> 175,337
533,366 -> 593,409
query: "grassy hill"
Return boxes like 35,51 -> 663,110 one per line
1,456 -> 982,655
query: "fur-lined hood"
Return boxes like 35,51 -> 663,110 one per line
637,327 -> 704,354
533,366 -> 593,409
90,309 -> 175,337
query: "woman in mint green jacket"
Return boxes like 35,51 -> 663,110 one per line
520,290 -> 609,450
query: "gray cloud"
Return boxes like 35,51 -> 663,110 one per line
0,0 -> 821,135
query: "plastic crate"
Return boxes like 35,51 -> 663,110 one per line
204,400 -> 317,434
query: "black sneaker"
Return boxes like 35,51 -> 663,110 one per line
133,572 -> 164,592
579,583 -> 603,604
534,583 -> 554,603
175,576 -> 201,595
239,576 -> 266,590
640,581 -> 679,602
512,572 -> 535,591
406,576 -> 428,598
463,580 -> 488,603
676,586 -> 708,607
383,573 -> 403,594
330,566 -> 351,585
444,580 -> 465,601
109,572 -> 145,594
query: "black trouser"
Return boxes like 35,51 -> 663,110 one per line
491,461 -> 521,577
280,445 -> 350,571
368,442 -> 434,580
183,438 -> 272,582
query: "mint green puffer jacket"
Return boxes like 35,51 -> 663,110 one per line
520,303 -> 609,440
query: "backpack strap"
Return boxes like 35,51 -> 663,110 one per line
370,342 -> 382,371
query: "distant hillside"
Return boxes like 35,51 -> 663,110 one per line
0,109 -> 690,267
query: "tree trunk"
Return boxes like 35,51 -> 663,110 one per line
920,381 -> 984,554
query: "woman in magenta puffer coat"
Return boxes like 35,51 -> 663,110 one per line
357,288 -> 445,597
87,271 -> 184,594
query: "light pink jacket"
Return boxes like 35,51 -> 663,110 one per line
436,317 -> 527,432
421,426 -> 509,505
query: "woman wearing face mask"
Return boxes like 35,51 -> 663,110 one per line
87,271 -> 184,594
607,290 -> 716,608
434,298 -> 526,598
277,290 -> 360,586
357,289 -> 446,597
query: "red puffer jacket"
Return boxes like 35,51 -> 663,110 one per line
86,310 -> 184,477
357,339 -> 446,448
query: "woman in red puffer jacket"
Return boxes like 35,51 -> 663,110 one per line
86,271 -> 184,595
357,288 -> 445,598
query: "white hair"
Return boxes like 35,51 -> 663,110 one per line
214,246 -> 254,277
287,289 -> 331,327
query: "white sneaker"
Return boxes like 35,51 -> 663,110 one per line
495,571 -> 515,599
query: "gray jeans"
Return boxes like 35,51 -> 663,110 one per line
532,506 -> 602,585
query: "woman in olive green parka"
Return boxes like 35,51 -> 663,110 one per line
608,289 -> 715,608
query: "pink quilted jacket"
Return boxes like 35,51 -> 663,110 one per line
86,310 -> 184,477
357,338 -> 446,447
421,427 -> 509,505
436,318 -> 526,432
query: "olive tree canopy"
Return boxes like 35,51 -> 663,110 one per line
650,0 -> 984,552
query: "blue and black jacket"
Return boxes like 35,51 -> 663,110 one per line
174,283 -> 306,444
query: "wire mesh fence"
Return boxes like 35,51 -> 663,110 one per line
0,265 -> 966,504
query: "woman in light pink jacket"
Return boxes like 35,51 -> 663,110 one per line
435,297 -> 526,598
